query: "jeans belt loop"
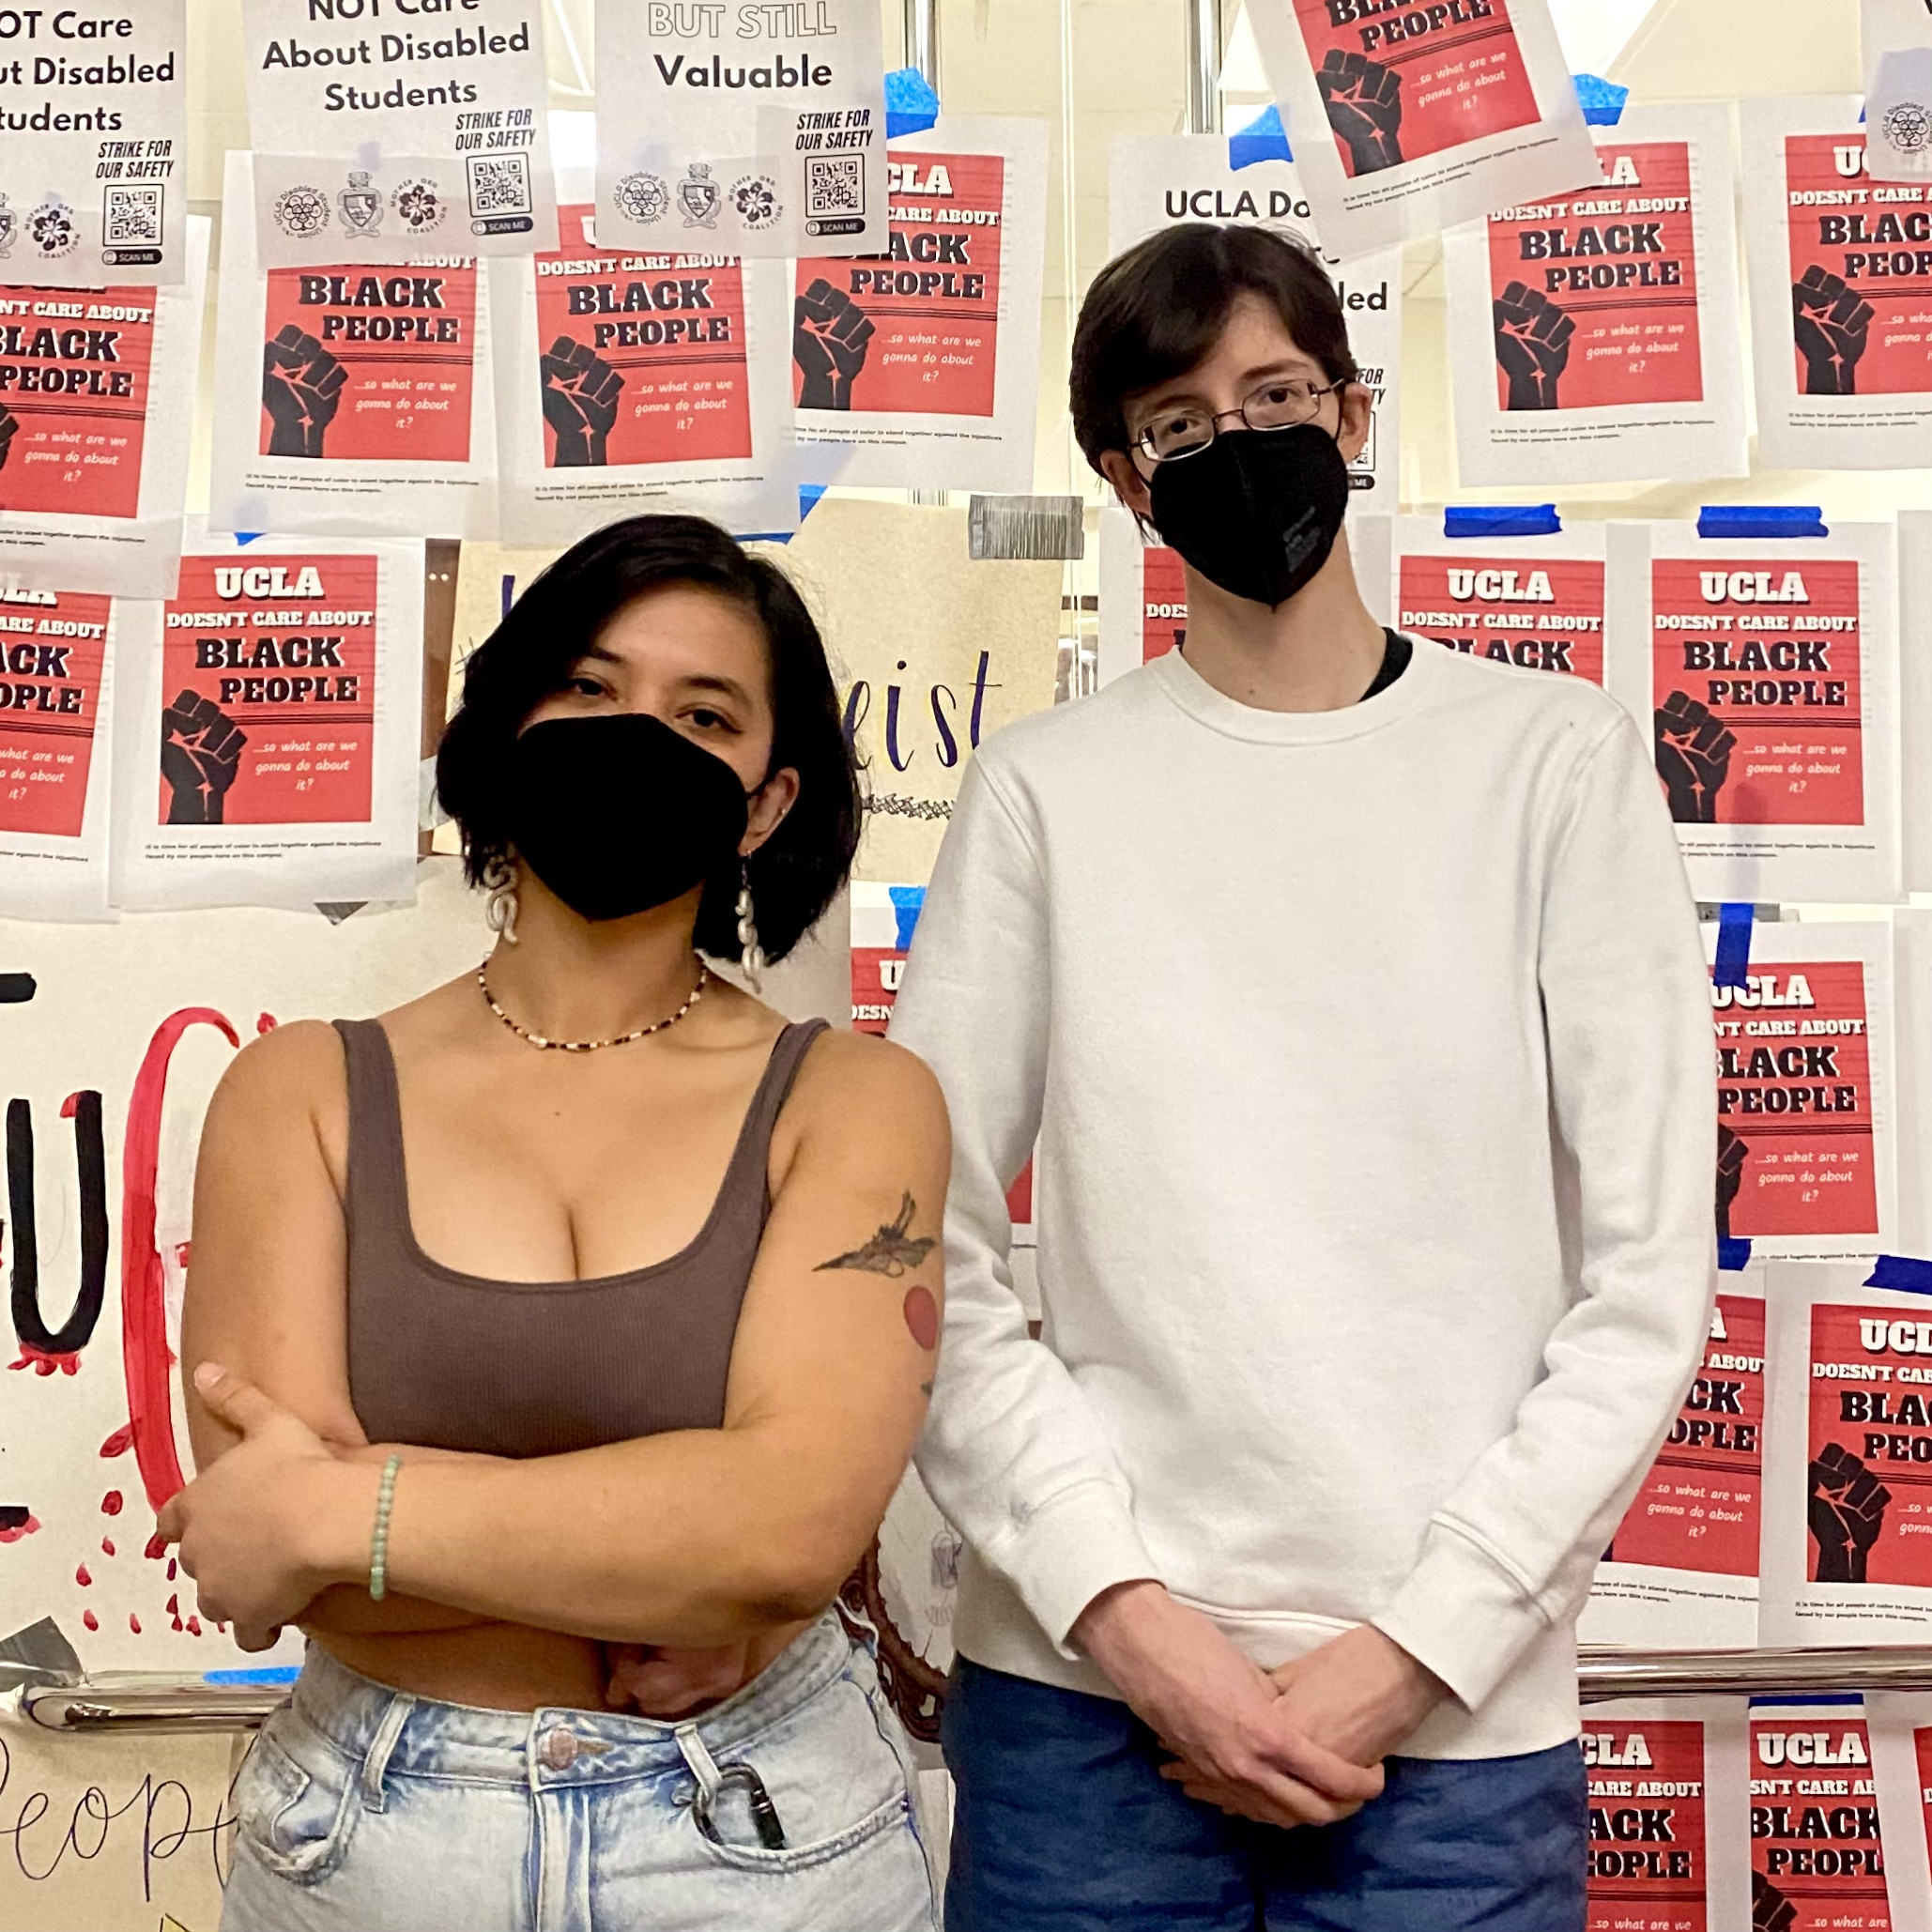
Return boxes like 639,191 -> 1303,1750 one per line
359,1690 -> 416,1814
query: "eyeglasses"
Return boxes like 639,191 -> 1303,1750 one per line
1130,376 -> 1347,463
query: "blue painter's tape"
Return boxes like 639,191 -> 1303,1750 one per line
1442,505 -> 1560,539
885,67 -> 940,139
205,1665 -> 301,1685
1696,505 -> 1828,539
236,532 -> 266,546
1718,1236 -> 1753,1271
1750,1693 -> 1862,1707
889,884 -> 927,951
1866,1255 -> 1932,1296
1712,902 -> 1754,989
1230,104 -> 1293,171
1572,73 -> 1630,126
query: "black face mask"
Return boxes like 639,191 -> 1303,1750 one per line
505,713 -> 751,923
1147,423 -> 1353,610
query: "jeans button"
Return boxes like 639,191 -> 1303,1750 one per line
541,1726 -> 578,1771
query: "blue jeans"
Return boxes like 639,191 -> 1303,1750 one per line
220,1614 -> 939,1932
941,1658 -> 1586,1932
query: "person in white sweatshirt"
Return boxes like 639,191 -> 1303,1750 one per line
888,222 -> 1716,1932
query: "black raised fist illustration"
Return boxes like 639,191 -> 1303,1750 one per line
540,335 -> 623,468
1715,1124 -> 1748,1241
160,690 -> 246,826
794,279 -> 874,411
1655,690 -> 1735,823
0,406 -> 17,473
1808,1440 -> 1891,1585
1317,50 -> 1403,175
1752,1871 -> 1798,1932
262,325 -> 345,460
1494,283 -> 1575,410
1793,265 -> 1874,397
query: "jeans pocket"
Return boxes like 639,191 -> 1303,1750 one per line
233,1712 -> 359,1884
692,1786 -> 913,1875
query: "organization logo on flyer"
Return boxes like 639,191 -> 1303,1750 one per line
730,176 -> 782,232
1398,553 -> 1604,681
337,173 -> 382,238
1883,99 -> 1932,159
1584,1719 -> 1708,1931
391,178 -> 447,239
27,202 -> 78,263
0,589 -> 109,839
614,172 -> 669,226
1748,1715 -> 1883,1929
680,163 -> 721,228
0,197 -> 15,261
272,185 -> 330,241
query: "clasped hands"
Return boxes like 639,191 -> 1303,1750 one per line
1073,1580 -> 1447,1831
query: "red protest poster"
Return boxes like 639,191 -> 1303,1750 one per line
1142,546 -> 1187,665
1652,558 -> 1863,827
0,286 -> 156,519
160,555 -> 378,827
259,263 -> 478,464
1586,1719 -> 1708,1932
1608,1295 -> 1763,1578
1806,1304 -> 1932,1590
1489,140 -> 1702,411
1748,1715 -> 1888,1929
534,207 -> 753,469
793,151 -> 1004,417
1292,0 -> 1539,178
1711,960 -> 1876,1244
0,590 -> 108,837
1396,552 -> 1604,681
1784,133 -> 1932,400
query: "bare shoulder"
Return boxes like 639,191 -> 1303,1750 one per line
787,1027 -> 950,1156
205,1019 -> 346,1140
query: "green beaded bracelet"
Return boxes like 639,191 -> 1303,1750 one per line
368,1452 -> 402,1602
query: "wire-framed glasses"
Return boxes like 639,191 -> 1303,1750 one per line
1131,377 -> 1347,463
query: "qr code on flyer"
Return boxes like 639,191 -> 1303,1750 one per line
103,185 -> 161,245
467,153 -> 532,219
805,154 -> 865,220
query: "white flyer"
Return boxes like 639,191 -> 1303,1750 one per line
1865,0 -> 1932,182
0,214 -> 207,600
593,0 -> 886,261
1904,513 -> 1932,895
491,174 -> 795,544
1246,0 -> 1598,260
210,150 -> 498,542
1444,104 -> 1748,486
111,524 -> 422,911
1606,519 -> 1901,906
1390,513 -> 1608,683
0,583 -> 120,920
1868,1691 -> 1932,1932
243,0 -> 557,268
790,116 -> 1047,492
0,0 -> 187,286
1742,96 -> 1932,471
1107,132 -> 1402,506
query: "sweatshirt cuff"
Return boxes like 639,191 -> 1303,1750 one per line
1370,1520 -> 1551,1712
985,1479 -> 1160,1659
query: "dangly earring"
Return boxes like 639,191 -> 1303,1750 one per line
736,862 -> 764,990
483,852 -> 520,945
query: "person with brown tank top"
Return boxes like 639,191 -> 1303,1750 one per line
157,515 -> 951,1932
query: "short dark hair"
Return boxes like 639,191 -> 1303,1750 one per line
1069,223 -> 1359,470
437,514 -> 860,964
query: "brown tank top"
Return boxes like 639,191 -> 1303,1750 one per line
332,1016 -> 828,1459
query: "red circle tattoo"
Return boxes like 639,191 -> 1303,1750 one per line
902,1286 -> 939,1352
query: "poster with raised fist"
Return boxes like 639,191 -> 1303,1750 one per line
1096,504 -> 1189,687
1446,105 -> 1747,485
1744,97 -> 1932,470
1743,1700 -> 1891,1928
111,525 -> 422,910
210,152 -> 497,541
790,118 -> 1046,493
1247,0 -> 1596,259
493,176 -> 794,543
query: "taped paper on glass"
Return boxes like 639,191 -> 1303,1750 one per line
0,216 -> 206,600
1583,1275 -> 1765,1650
1390,513 -> 1606,683
0,0 -> 187,286
1865,0 -> 1932,183
243,0 -> 557,268
790,117 -> 1047,493
492,177 -> 795,544
1742,97 -> 1932,471
1582,1699 -> 1753,1932
594,0 -> 886,261
111,525 -> 422,910
1745,1698 -> 1892,1927
1246,0 -> 1597,260
210,151 -> 498,542
1868,1690 -> 1932,1932
0,584 -> 118,921
1107,133 -> 1402,504
1606,519 -> 1902,906
1445,105 -> 1748,486
1703,923 -> 1896,1265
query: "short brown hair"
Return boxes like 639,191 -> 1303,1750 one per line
1069,223 -> 1359,470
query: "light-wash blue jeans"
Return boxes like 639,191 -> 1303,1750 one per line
221,1614 -> 940,1932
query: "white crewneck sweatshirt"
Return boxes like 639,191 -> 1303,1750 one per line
891,641 -> 1716,1759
